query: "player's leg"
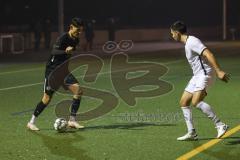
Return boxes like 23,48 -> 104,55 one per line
192,76 -> 228,138
67,83 -> 84,129
65,74 -> 84,129
177,91 -> 198,140
177,76 -> 199,140
27,77 -> 54,131
68,83 -> 83,117
27,93 -> 53,131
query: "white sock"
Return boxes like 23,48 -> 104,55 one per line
29,115 -> 36,124
196,101 -> 222,126
181,107 -> 195,133
69,116 -> 76,121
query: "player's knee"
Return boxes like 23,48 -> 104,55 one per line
42,94 -> 52,105
73,90 -> 83,99
179,100 -> 186,107
180,99 -> 190,107
191,100 -> 200,107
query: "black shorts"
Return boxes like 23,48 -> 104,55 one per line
43,73 -> 79,96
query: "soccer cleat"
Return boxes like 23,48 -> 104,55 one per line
68,121 -> 84,129
177,132 -> 198,141
216,123 -> 229,138
27,122 -> 40,131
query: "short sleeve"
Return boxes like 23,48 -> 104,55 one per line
190,37 -> 207,55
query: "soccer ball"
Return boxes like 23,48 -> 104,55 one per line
54,118 -> 68,132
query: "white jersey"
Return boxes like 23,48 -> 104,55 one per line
185,36 -> 212,75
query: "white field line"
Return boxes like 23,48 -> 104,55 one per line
0,67 -> 43,76
0,82 -> 42,91
0,59 -> 183,76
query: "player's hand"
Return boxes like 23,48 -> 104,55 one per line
65,46 -> 74,54
216,70 -> 230,83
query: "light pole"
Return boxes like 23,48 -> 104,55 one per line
58,0 -> 64,34
223,0 -> 227,40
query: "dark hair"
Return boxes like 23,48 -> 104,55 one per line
71,17 -> 83,27
170,21 -> 187,34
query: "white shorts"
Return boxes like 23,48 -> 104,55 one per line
185,73 -> 215,93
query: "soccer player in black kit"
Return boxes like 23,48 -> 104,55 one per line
27,18 -> 84,131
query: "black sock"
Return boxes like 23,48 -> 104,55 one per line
71,97 -> 81,117
33,101 -> 47,117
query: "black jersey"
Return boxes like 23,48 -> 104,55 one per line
45,32 -> 79,76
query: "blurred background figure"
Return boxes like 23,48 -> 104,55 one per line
43,18 -> 52,49
107,17 -> 116,41
84,19 -> 95,51
33,20 -> 42,51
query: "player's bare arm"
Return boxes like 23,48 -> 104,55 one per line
202,49 -> 230,83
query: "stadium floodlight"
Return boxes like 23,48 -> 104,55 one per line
58,0 -> 64,34
223,0 -> 227,40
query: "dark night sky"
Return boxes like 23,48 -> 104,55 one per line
0,0 -> 240,27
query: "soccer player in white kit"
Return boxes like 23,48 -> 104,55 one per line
170,21 -> 230,141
